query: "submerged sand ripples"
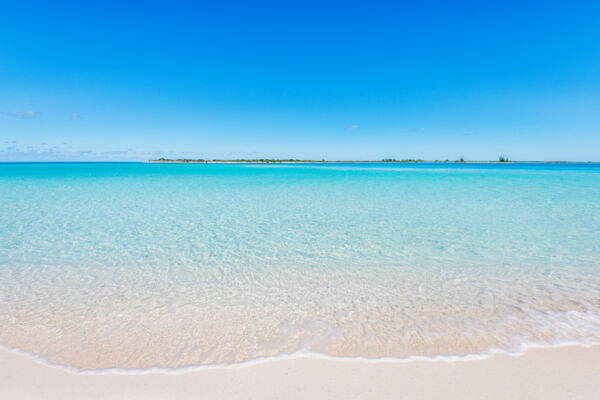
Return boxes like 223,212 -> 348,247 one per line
1,162 -> 599,369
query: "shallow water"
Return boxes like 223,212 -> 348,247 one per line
1,162 -> 599,370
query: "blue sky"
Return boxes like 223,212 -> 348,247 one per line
1,0 -> 599,161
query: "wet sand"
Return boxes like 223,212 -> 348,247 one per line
2,344 -> 599,399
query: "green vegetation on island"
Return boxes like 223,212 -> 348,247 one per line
149,156 -> 513,163
151,158 -> 428,163
152,158 -> 322,163
381,158 -> 424,162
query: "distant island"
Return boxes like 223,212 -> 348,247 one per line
148,157 -> 513,163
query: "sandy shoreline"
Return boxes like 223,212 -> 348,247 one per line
2,345 -> 599,399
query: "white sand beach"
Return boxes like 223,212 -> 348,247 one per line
2,344 -> 599,400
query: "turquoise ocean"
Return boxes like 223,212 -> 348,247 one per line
1,162 -> 599,370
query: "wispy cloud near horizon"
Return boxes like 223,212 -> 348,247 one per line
0,143 -> 210,162
345,125 -> 359,130
0,110 -> 39,119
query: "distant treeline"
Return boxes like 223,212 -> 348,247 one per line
150,156 -> 513,163
151,158 -> 324,162
381,158 -> 424,162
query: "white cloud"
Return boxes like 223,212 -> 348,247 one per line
0,110 -> 38,119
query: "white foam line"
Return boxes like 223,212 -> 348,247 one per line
2,339 -> 600,376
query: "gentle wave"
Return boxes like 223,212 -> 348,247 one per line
3,339 -> 600,375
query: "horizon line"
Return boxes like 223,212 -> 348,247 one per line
2,160 -> 600,164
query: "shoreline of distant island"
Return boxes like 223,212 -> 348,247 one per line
3,159 -> 599,164
148,157 -> 520,164
145,157 -> 540,164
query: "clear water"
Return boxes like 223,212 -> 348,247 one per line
1,162 -> 599,370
